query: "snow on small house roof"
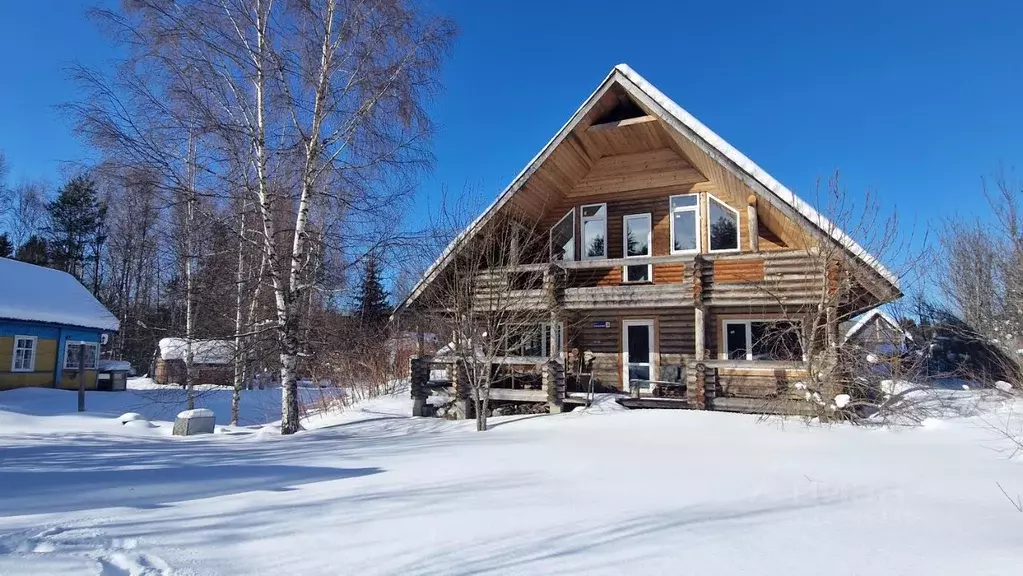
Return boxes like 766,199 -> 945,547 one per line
0,258 -> 120,331
98,359 -> 132,372
395,64 -> 899,315
842,308 -> 911,344
158,338 -> 235,365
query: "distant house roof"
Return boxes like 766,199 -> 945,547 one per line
842,309 -> 911,344
157,338 -> 234,365
0,258 -> 120,331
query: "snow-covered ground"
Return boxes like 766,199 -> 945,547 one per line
2,381 -> 1022,575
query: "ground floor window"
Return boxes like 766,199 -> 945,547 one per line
722,320 -> 803,361
506,322 -> 564,358
64,341 -> 99,370
12,335 -> 37,372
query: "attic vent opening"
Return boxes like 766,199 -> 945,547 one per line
592,96 -> 646,126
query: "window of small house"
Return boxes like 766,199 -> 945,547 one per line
581,203 -> 607,259
708,195 -> 740,252
550,209 -> 575,262
12,335 -> 37,372
64,341 -> 99,370
723,320 -> 803,361
623,213 -> 652,283
670,194 -> 699,253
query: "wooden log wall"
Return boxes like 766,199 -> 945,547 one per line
569,310 -> 696,391
702,251 -> 826,307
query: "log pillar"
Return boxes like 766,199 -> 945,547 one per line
747,195 -> 759,252
452,359 -> 474,420
690,256 -> 707,409
409,356 -> 431,417
543,359 -> 566,414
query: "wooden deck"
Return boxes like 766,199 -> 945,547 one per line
615,397 -> 690,410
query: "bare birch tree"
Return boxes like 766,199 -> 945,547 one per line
72,0 -> 454,433
417,197 -> 557,431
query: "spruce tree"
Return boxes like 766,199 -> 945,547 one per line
0,233 -> 12,259
47,175 -> 107,282
16,235 -> 50,266
355,254 -> 391,337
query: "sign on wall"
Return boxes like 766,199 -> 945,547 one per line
593,321 -> 611,329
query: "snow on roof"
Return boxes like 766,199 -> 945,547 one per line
0,258 -> 120,331
158,338 -> 235,365
98,359 -> 132,372
395,64 -> 899,314
842,308 -> 911,343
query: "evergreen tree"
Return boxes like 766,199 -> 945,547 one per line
16,235 -> 50,266
0,233 -> 12,259
354,254 -> 391,336
47,175 -> 107,283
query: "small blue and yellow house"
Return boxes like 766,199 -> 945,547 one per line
0,257 -> 120,390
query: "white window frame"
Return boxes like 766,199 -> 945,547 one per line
64,341 -> 99,370
580,203 -> 608,260
12,335 -> 38,372
549,209 -> 576,262
720,319 -> 805,361
622,213 -> 653,283
669,194 -> 701,254
707,193 -> 741,253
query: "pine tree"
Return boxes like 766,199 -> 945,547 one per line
16,235 -> 50,266
0,233 -> 12,259
47,175 -> 107,283
355,254 -> 391,337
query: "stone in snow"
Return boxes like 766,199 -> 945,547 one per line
994,381 -> 1013,392
119,412 -> 144,424
173,408 -> 216,436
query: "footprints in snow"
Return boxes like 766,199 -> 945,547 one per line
0,525 -> 172,575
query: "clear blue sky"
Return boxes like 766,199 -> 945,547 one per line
3,0 -> 1022,245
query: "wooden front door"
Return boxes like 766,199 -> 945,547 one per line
622,319 -> 655,393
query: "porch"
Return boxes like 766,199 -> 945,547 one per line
408,355 -> 814,417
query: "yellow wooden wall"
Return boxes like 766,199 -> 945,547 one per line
0,336 -> 59,390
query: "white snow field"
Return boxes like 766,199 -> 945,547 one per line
2,381 -> 1022,575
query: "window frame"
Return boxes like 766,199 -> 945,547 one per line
720,319 -> 804,361
622,212 -> 653,284
580,203 -> 608,260
12,335 -> 38,373
506,322 -> 565,358
549,209 -> 576,262
707,193 -> 741,253
669,193 -> 701,255
64,340 -> 99,371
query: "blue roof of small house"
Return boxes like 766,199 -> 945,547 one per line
0,258 -> 119,332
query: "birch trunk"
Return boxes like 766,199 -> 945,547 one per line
231,203 -> 248,425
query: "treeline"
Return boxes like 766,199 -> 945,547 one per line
0,162 -> 397,383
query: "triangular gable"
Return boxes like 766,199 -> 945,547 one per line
397,64 -> 899,313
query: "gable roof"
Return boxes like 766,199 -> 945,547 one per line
842,308 -> 911,344
398,64 -> 899,313
0,258 -> 120,331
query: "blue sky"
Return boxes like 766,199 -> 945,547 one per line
3,0 -> 1022,249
